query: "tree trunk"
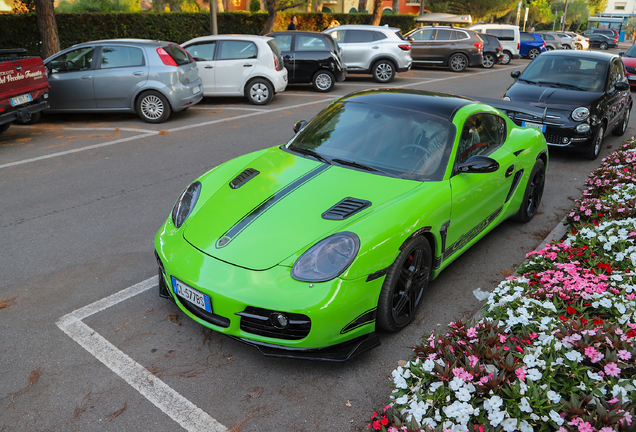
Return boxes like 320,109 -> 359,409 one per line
392,0 -> 399,14
217,0 -> 224,13
502,10 -> 512,24
370,0 -> 382,25
34,0 -> 59,58
357,0 -> 367,12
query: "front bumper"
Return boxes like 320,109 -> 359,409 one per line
509,111 -> 595,152
154,225 -> 383,361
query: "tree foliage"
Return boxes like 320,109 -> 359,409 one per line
262,0 -> 305,34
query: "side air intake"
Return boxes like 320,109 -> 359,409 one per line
229,168 -> 259,189
322,197 -> 372,221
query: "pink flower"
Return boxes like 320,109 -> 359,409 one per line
499,334 -> 507,343
468,355 -> 479,368
577,421 -> 594,432
618,350 -> 632,360
466,327 -> 477,338
605,362 -> 621,377
608,398 -> 619,404
515,366 -> 527,382
584,346 -> 604,363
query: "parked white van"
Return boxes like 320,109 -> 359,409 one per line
468,24 -> 520,65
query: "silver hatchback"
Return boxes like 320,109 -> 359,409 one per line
44,39 -> 203,123
324,25 -> 412,83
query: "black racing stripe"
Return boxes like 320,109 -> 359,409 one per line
443,206 -> 503,259
216,164 -> 331,249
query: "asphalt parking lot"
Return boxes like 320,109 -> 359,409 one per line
1,48 -> 634,432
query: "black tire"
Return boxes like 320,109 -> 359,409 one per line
546,46 -> 554,51
613,107 -> 630,136
136,90 -> 171,123
575,43 -> 583,50
585,124 -> 605,160
482,53 -> 496,68
448,53 -> 468,72
500,51 -> 512,65
564,44 -> 572,50
0,123 -> 10,134
245,78 -> 274,105
513,159 -> 545,223
372,59 -> 395,83
600,42 -> 609,50
528,48 -> 540,59
312,70 -> 335,92
14,111 -> 42,125
377,236 -> 432,332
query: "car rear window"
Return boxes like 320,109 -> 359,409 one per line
267,39 -> 282,56
162,44 -> 192,66
485,29 -> 515,41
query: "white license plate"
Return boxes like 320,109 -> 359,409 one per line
10,93 -> 32,107
171,277 -> 211,313
629,75 -> 636,80
522,121 -> 546,132
193,85 -> 201,95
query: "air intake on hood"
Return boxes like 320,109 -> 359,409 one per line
322,197 -> 371,220
229,168 -> 260,189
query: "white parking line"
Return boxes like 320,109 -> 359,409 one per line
56,277 -> 228,432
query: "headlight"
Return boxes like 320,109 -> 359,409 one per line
572,107 -> 590,121
291,232 -> 360,282
171,182 -> 201,228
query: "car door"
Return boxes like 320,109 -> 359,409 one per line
214,40 -> 258,95
294,34 -> 329,83
183,41 -> 217,95
409,28 -> 436,63
605,58 -> 629,130
270,34 -> 295,81
344,30 -> 377,70
46,46 -> 97,110
93,45 -> 148,108
429,29 -> 455,63
445,113 -> 515,261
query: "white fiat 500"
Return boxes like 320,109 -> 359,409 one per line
182,35 -> 288,105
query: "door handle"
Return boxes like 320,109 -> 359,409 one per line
133,71 -> 144,76
243,64 -> 254,67
505,165 -> 515,177
204,65 -> 213,69
372,46 -> 380,49
81,75 -> 92,80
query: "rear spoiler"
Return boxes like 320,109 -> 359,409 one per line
467,96 -> 548,122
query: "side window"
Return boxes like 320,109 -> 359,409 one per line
99,46 -> 144,69
297,35 -> 327,51
329,30 -> 345,43
411,29 -> 436,41
456,30 -> 469,40
185,42 -> 216,61
348,30 -> 375,43
48,47 -> 95,73
485,29 -> 501,38
521,33 -> 533,42
435,29 -> 451,41
457,114 -> 506,165
272,35 -> 292,51
218,41 -> 257,60
373,31 -> 388,41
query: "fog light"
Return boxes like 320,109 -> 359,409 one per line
270,313 -> 289,329
576,124 -> 591,133
562,137 -> 571,144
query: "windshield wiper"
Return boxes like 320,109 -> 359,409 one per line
331,158 -> 389,174
537,81 -> 586,91
518,78 -> 538,85
288,146 -> 331,165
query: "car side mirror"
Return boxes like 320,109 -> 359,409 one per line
615,81 -> 630,91
293,120 -> 308,134
457,155 -> 500,174
407,36 -> 414,42
511,70 -> 521,79
619,51 -> 625,57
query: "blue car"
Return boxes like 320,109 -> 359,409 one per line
520,32 -> 547,59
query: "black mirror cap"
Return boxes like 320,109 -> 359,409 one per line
458,155 -> 500,174
511,70 -> 521,79
293,120 -> 308,134
619,51 -> 625,57
616,81 -> 630,91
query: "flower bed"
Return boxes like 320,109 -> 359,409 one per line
367,140 -> 636,432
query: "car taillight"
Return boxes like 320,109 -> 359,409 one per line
474,42 -> 483,50
273,53 -> 283,71
518,42 -> 520,50
398,44 -> 411,51
157,47 -> 178,66
498,45 -> 503,51
542,41 -> 546,46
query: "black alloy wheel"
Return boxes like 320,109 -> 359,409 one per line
613,107 -> 630,136
482,53 -> 496,68
514,159 -> 545,223
528,48 -> 541,59
600,42 -> 609,50
585,124 -> 605,160
377,236 -> 432,332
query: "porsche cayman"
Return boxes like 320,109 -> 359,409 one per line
154,89 -> 548,361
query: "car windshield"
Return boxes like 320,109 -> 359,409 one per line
625,45 -> 636,58
286,101 -> 455,181
519,55 -> 607,92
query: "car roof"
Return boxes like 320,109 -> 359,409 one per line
338,89 -> 476,120
183,34 -> 273,44
73,39 -> 173,47
269,30 -> 327,36
539,50 -> 617,61
327,24 -> 401,31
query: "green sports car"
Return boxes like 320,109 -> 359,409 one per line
154,89 -> 548,361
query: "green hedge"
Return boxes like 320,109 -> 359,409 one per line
0,11 -> 420,57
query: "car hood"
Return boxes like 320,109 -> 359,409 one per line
504,82 -> 603,109
183,147 -> 420,271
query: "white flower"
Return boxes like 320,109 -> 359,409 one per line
547,391 -> 561,403
395,394 -> 408,405
519,397 -> 532,413
587,370 -> 602,381
616,303 -> 627,314
488,409 -> 505,427
519,420 -> 533,432
565,351 -> 583,363
423,359 -> 435,372
527,368 -> 542,381
549,410 -> 564,425
421,417 -> 437,428
483,395 -> 503,413
406,399 -> 429,424
455,386 -> 471,402
449,377 -> 464,391
501,418 -> 518,432
429,381 -> 443,393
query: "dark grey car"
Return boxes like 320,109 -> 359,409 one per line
405,26 -> 484,72
44,39 -> 203,123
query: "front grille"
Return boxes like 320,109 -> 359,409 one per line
626,66 -> 636,74
237,307 -> 311,340
544,134 -> 563,144
322,197 -> 371,220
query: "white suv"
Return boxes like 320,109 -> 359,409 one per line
324,25 -> 412,83
182,35 -> 287,105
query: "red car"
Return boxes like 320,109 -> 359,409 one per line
621,45 -> 636,88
